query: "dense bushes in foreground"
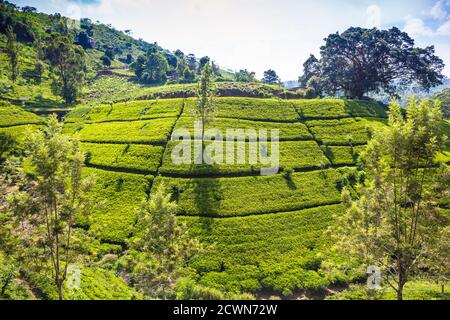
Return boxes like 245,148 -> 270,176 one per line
82,168 -> 153,243
180,204 -> 346,295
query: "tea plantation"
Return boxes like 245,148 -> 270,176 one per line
2,97 -> 448,299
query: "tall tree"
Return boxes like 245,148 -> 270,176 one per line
195,62 -> 215,152
331,99 -> 449,300
8,115 -> 94,300
44,33 -> 86,104
299,54 -> 321,88
131,48 -> 169,84
125,183 -> 202,298
234,69 -> 256,82
262,69 -> 280,85
317,27 -> 444,98
198,56 -> 210,74
6,25 -> 19,82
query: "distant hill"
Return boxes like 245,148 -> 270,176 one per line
434,88 -> 450,118
369,77 -> 450,104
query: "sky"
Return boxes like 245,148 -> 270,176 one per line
10,0 -> 450,81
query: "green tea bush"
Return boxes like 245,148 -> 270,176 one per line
66,99 -> 183,123
183,97 -> 299,122
160,140 -> 329,176
180,204 -> 345,294
292,99 -> 350,119
321,145 -> 366,165
81,142 -> 164,173
154,169 -> 342,217
0,105 -> 43,127
83,168 -> 153,243
306,118 -> 371,145
344,100 -> 387,118
174,116 -> 312,141
74,118 -> 177,144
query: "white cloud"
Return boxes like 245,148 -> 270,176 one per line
366,5 -> 381,28
437,20 -> 450,35
430,0 -> 448,20
403,16 -> 434,37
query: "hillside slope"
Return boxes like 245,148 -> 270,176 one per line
3,96 -> 449,299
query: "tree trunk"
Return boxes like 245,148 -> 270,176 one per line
57,282 -> 64,300
397,282 -> 404,300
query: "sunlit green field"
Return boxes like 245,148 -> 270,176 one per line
4,95 -> 446,299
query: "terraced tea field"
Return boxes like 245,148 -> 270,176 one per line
1,97 -> 391,296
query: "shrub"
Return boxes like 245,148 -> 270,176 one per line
283,167 -> 294,180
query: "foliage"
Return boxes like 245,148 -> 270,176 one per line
8,115 -> 95,299
181,204 -> 345,295
195,62 -> 215,148
6,25 -> 19,82
84,168 -> 153,243
293,99 -> 350,119
306,118 -> 373,145
299,54 -> 321,88
160,140 -> 329,176
0,132 -> 14,159
131,48 -> 169,84
184,97 -> 299,122
154,169 -> 342,217
307,27 -> 444,98
234,69 -> 256,82
81,142 -> 164,173
262,69 -> 280,85
327,280 -> 449,300
65,99 -> 183,123
330,99 -> 449,300
434,88 -> 450,119
0,105 -> 43,127
44,33 -> 87,104
123,184 -> 202,298
66,118 -> 177,144
174,116 -> 312,141
322,145 -> 366,165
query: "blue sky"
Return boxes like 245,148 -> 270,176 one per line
11,0 -> 450,80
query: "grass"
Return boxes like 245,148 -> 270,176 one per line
66,118 -> 177,144
183,97 -> 299,122
81,142 -> 164,173
82,167 -> 153,243
154,169 -> 342,217
181,204 -> 345,295
0,105 -> 43,127
159,140 -> 329,176
65,99 -> 183,123
292,99 -> 350,119
173,116 -> 312,141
